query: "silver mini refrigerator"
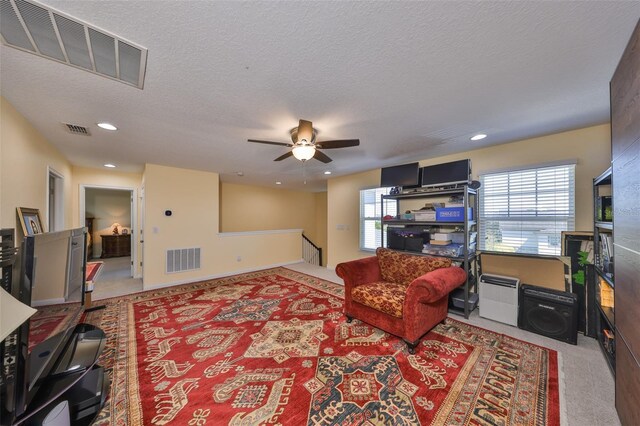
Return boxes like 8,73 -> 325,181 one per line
479,274 -> 520,326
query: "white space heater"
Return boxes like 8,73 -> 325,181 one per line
479,274 -> 520,326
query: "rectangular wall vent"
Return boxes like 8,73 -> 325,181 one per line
1,0 -> 147,89
166,248 -> 201,274
62,122 -> 90,135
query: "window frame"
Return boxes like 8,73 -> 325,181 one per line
359,187 -> 397,252
478,162 -> 576,256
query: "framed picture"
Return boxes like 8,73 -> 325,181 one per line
17,207 -> 45,235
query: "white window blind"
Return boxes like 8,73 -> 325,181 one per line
479,163 -> 575,256
360,187 -> 397,251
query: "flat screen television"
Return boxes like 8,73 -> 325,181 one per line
402,168 -> 423,190
421,159 -> 471,187
0,228 -> 86,424
381,162 -> 420,187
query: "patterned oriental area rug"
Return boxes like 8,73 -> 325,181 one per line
76,267 -> 561,425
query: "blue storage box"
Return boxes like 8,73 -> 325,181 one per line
435,207 -> 473,222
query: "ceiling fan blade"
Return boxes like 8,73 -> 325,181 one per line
297,119 -> 314,143
316,139 -> 360,149
274,151 -> 294,161
248,139 -> 293,147
313,150 -> 332,163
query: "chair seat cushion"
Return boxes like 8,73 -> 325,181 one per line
351,281 -> 407,318
376,247 -> 452,286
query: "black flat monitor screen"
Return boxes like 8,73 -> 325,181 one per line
421,159 -> 471,187
403,168 -> 423,190
0,228 -> 86,423
381,162 -> 419,187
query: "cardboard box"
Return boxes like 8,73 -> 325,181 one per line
435,207 -> 473,222
433,231 -> 453,240
413,210 -> 435,221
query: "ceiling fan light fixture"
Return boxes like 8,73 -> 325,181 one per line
292,144 -> 316,161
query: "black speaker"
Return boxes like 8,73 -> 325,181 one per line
518,284 -> 578,345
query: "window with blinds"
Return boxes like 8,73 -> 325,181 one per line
479,163 -> 575,256
360,187 -> 397,251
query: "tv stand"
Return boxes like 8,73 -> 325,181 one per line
14,324 -> 108,426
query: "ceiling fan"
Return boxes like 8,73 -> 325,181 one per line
247,119 -> 360,163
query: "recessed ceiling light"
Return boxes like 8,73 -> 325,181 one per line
276,181 -> 282,185
470,133 -> 487,141
104,163 -> 116,168
236,171 -> 244,176
324,171 -> 332,175
97,122 -> 118,131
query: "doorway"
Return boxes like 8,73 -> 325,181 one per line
80,185 -> 140,299
47,167 -> 64,232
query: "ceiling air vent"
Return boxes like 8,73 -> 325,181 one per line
1,0 -> 147,89
62,123 -> 91,136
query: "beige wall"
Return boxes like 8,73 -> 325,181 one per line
220,182 -> 328,264
314,192 -> 328,265
327,169 -> 380,268
327,124 -> 612,267
143,164 -> 303,289
0,97 -> 73,235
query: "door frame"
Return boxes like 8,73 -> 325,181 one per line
46,166 -> 65,232
80,184 -> 139,279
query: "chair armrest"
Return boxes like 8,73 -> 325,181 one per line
406,266 -> 468,304
335,256 -> 382,292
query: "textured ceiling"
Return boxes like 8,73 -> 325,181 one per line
2,1 -> 639,191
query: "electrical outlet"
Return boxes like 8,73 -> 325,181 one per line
236,256 -> 242,262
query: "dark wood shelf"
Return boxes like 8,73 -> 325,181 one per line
593,165 -> 616,381
595,221 -> 613,231
598,304 -> 615,330
594,167 -> 612,186
597,336 -> 616,377
595,267 -> 615,289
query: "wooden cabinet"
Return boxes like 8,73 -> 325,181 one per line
611,18 -> 640,426
100,234 -> 131,258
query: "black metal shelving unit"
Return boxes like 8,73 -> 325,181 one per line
381,185 -> 479,318
593,166 -> 615,376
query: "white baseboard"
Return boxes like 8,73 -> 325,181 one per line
32,297 -> 65,307
144,259 -> 304,291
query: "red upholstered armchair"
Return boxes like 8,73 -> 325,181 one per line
335,248 -> 467,353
